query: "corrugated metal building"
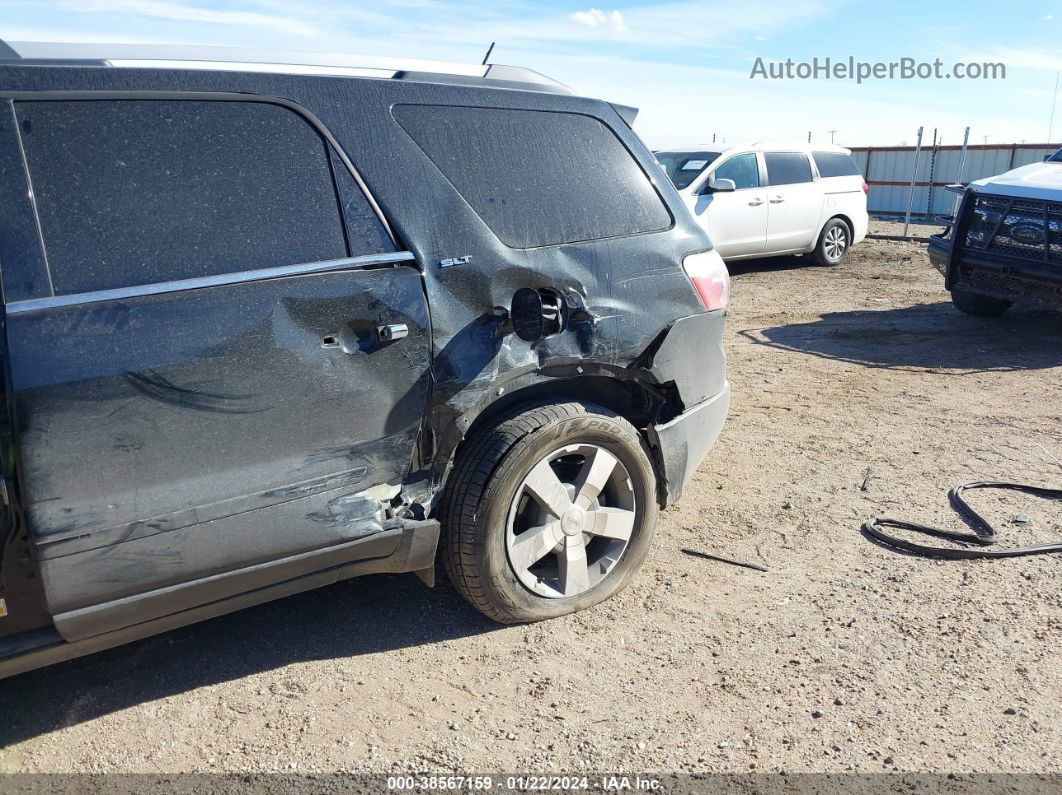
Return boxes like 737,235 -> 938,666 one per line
849,143 -> 1060,218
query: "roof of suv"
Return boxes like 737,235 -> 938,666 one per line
0,40 -> 572,95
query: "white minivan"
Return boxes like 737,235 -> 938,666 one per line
656,142 -> 869,265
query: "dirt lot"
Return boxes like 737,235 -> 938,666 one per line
1,221 -> 1060,777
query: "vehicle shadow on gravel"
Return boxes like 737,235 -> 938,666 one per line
740,301 -> 1062,372
726,255 -> 813,276
0,573 -> 496,746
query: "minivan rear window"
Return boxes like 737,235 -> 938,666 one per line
16,99 -> 391,296
764,152 -> 814,186
393,105 -> 671,249
812,151 -> 861,178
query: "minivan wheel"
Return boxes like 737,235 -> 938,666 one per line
950,288 -> 1012,317
813,218 -> 851,266
440,401 -> 658,624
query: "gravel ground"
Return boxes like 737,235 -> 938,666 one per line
1,221 -> 1060,777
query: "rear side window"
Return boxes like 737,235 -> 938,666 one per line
393,105 -> 671,248
812,151 -> 861,178
764,152 -> 814,186
712,153 -> 760,190
16,99 -> 392,295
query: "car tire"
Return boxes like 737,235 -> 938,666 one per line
812,218 -> 851,266
950,288 -> 1012,317
440,400 -> 659,624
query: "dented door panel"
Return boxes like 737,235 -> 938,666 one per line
5,265 -> 431,617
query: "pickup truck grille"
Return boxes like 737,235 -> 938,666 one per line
965,195 -> 1062,265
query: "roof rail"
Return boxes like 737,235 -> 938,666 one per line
0,41 -> 571,94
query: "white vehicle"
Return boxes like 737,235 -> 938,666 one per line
656,142 -> 869,265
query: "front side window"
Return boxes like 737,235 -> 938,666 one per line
764,152 -> 814,186
711,153 -> 760,190
394,105 -> 671,249
16,99 -> 390,296
655,151 -> 721,190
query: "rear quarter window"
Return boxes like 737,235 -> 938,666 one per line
812,151 -> 861,178
392,105 -> 671,249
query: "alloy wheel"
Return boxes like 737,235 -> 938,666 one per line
824,225 -> 848,260
505,443 -> 637,598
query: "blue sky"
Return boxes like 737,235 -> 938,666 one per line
2,0 -> 1061,147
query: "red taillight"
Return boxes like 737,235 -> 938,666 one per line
682,250 -> 730,312
862,180 -> 870,195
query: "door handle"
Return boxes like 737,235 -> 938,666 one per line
323,323 -> 409,354
748,198 -> 765,206
770,196 -> 785,203
378,323 -> 409,341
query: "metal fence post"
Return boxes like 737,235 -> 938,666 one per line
903,126 -> 924,237
952,126 -> 971,216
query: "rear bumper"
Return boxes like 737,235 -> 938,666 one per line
642,309 -> 728,504
851,209 -> 869,245
649,383 -> 730,505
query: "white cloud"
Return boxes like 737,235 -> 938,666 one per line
570,8 -> 627,34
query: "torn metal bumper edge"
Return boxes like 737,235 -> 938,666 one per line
648,383 -> 731,505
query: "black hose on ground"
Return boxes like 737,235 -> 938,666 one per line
863,481 -> 1062,559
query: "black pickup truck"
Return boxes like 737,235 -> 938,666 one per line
0,41 -> 730,678
929,146 -> 1062,316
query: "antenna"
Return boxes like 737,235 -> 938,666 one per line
481,41 -> 495,66
1049,70 -> 1060,142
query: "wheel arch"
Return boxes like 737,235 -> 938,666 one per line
822,212 -> 854,238
426,372 -> 674,517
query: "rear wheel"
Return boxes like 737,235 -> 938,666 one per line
950,288 -> 1012,317
440,401 -> 658,624
812,218 -> 851,266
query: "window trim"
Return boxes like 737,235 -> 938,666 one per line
4,251 -> 416,314
1,90 -> 399,299
391,102 -> 675,250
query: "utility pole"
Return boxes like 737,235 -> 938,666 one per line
828,129 -> 837,144
712,133 -> 716,143
808,131 -> 811,143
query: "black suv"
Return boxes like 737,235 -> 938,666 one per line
928,145 -> 1062,316
0,42 -> 730,678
